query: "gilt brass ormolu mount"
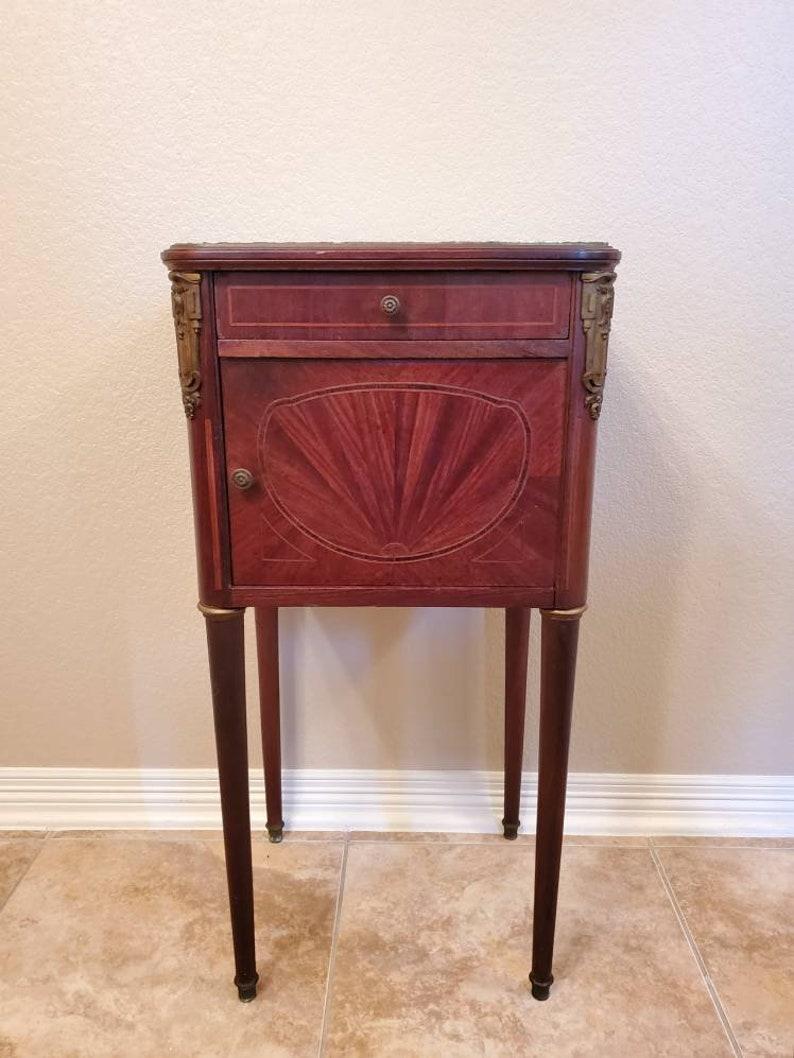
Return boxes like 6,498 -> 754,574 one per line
581,270 -> 616,420
168,271 -> 202,419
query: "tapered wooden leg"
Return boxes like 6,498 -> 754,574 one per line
255,607 -> 284,843
200,603 -> 259,1003
502,607 -> 531,839
529,605 -> 585,1001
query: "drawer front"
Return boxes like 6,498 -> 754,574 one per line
216,271 -> 571,341
221,359 -> 567,590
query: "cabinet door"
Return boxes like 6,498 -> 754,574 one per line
221,359 -> 566,590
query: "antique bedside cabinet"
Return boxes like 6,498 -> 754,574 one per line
162,241 -> 620,1003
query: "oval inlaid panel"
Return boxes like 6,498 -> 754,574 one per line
258,383 -> 530,562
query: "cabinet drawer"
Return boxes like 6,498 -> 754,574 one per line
221,359 -> 567,590
215,271 -> 571,341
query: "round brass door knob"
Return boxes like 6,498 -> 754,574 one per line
231,468 -> 254,490
380,294 -> 401,316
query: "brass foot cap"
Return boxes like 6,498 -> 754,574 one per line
267,822 -> 285,844
529,972 -> 553,1001
235,973 -> 259,1002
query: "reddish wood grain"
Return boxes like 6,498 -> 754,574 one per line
217,338 -> 570,359
503,607 -> 531,839
530,609 -> 582,1000
554,276 -> 598,608
225,585 -> 556,608
221,359 -> 567,592
176,253 -> 617,611
216,271 -> 571,342
163,241 -> 621,272
203,608 -> 258,1001
255,607 -> 283,842
187,274 -> 234,605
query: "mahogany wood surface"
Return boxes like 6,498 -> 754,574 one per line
216,270 -> 571,341
163,241 -> 621,272
226,584 -> 556,608
530,609 -> 582,1001
218,338 -> 571,360
255,607 -> 283,843
203,608 -> 258,1002
503,607 -> 531,840
555,276 -> 598,608
187,275 -> 231,599
165,241 -> 619,1003
222,359 -> 566,592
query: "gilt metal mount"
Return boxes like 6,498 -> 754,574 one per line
580,271 -> 616,420
197,602 -> 243,621
168,271 -> 202,419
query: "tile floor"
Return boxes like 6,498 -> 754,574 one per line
0,831 -> 791,1057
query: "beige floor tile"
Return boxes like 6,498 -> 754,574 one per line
652,835 -> 794,849
658,846 -> 794,1058
0,835 -> 342,1058
562,833 -> 651,847
349,830 -> 510,844
348,830 -> 649,847
323,843 -> 733,1058
46,828 -> 348,845
0,835 -> 46,908
47,828 -> 223,843
274,830 -> 348,842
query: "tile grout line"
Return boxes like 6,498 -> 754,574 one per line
651,840 -> 794,852
316,833 -> 350,1058
650,846 -> 743,1058
343,837 -> 647,848
0,836 -> 49,915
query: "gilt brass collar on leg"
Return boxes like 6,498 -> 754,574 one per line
539,604 -> 588,621
197,602 -> 243,621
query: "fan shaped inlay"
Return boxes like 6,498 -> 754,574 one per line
258,383 -> 531,562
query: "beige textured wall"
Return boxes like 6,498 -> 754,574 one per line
2,1 -> 792,774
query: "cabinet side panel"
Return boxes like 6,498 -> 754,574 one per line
182,273 -> 234,605
555,275 -> 599,607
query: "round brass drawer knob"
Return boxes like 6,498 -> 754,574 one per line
231,468 -> 254,491
380,294 -> 401,316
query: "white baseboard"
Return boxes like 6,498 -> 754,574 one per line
0,768 -> 792,836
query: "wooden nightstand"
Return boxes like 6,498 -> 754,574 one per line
162,241 -> 620,1003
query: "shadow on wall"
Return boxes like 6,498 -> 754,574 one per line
278,605 -> 489,772
569,328 -> 791,776
569,333 -> 696,774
